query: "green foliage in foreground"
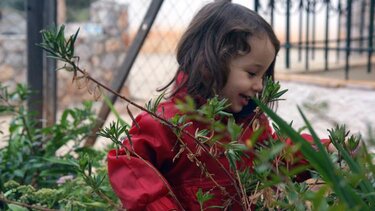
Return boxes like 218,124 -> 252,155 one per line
256,100 -> 375,210
0,83 -> 120,210
1,80 -> 375,210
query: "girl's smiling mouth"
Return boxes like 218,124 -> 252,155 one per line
239,94 -> 251,105
240,94 -> 252,101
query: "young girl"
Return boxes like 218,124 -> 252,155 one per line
107,1 -> 327,210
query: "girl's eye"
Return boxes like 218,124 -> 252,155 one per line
247,72 -> 256,77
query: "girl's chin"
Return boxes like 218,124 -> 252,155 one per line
229,105 -> 243,113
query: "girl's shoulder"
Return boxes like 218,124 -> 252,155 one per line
132,99 -> 181,129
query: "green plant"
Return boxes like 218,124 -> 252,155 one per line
0,83 -> 121,210
256,100 -> 375,210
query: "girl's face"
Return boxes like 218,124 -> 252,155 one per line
220,36 -> 276,113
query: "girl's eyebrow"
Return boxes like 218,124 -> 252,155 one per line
253,62 -> 267,68
244,63 -> 264,71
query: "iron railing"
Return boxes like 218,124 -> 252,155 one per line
253,0 -> 374,79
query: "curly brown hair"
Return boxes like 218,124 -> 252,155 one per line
160,0 -> 280,100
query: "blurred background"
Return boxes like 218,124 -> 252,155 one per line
0,0 -> 374,146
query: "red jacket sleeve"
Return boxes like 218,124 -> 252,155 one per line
107,113 -> 179,211
107,150 -> 178,211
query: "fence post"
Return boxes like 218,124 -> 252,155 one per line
254,0 -> 259,12
305,1 -> 310,70
27,0 -> 44,127
324,0 -> 330,71
269,0 -> 275,27
298,0 -> 303,62
345,0 -> 352,80
368,0 -> 374,73
359,0 -> 366,54
336,0 -> 342,62
44,0 -> 57,127
312,0 -> 316,60
285,0 -> 291,69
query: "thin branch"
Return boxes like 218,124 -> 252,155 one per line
235,169 -> 251,210
20,115 -> 35,144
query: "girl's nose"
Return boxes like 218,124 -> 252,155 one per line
253,78 -> 263,93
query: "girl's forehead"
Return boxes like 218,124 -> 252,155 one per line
231,37 -> 275,69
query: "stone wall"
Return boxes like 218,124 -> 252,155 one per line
0,34 -> 26,85
0,0 -> 129,108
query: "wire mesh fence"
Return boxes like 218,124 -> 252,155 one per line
125,0 -> 211,101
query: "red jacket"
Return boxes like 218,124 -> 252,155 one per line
107,96 -> 328,210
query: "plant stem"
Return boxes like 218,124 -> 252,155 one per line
20,115 -> 34,143
92,187 -> 124,210
235,170 -> 251,210
239,109 -> 263,141
176,136 -> 226,192
79,170 -> 125,210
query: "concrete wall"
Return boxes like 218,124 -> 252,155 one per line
0,0 -> 129,108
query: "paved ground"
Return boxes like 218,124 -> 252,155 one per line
276,80 -> 375,138
274,58 -> 375,139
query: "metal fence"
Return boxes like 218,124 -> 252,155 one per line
252,0 -> 374,79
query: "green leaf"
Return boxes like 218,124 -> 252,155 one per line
84,201 -> 108,208
13,169 -> 25,178
227,117 -> 242,142
196,188 -> 214,208
8,204 -> 29,211
145,92 -> 166,113
67,27 -> 80,58
103,95 -> 127,126
226,148 -> 241,171
44,157 -> 80,168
